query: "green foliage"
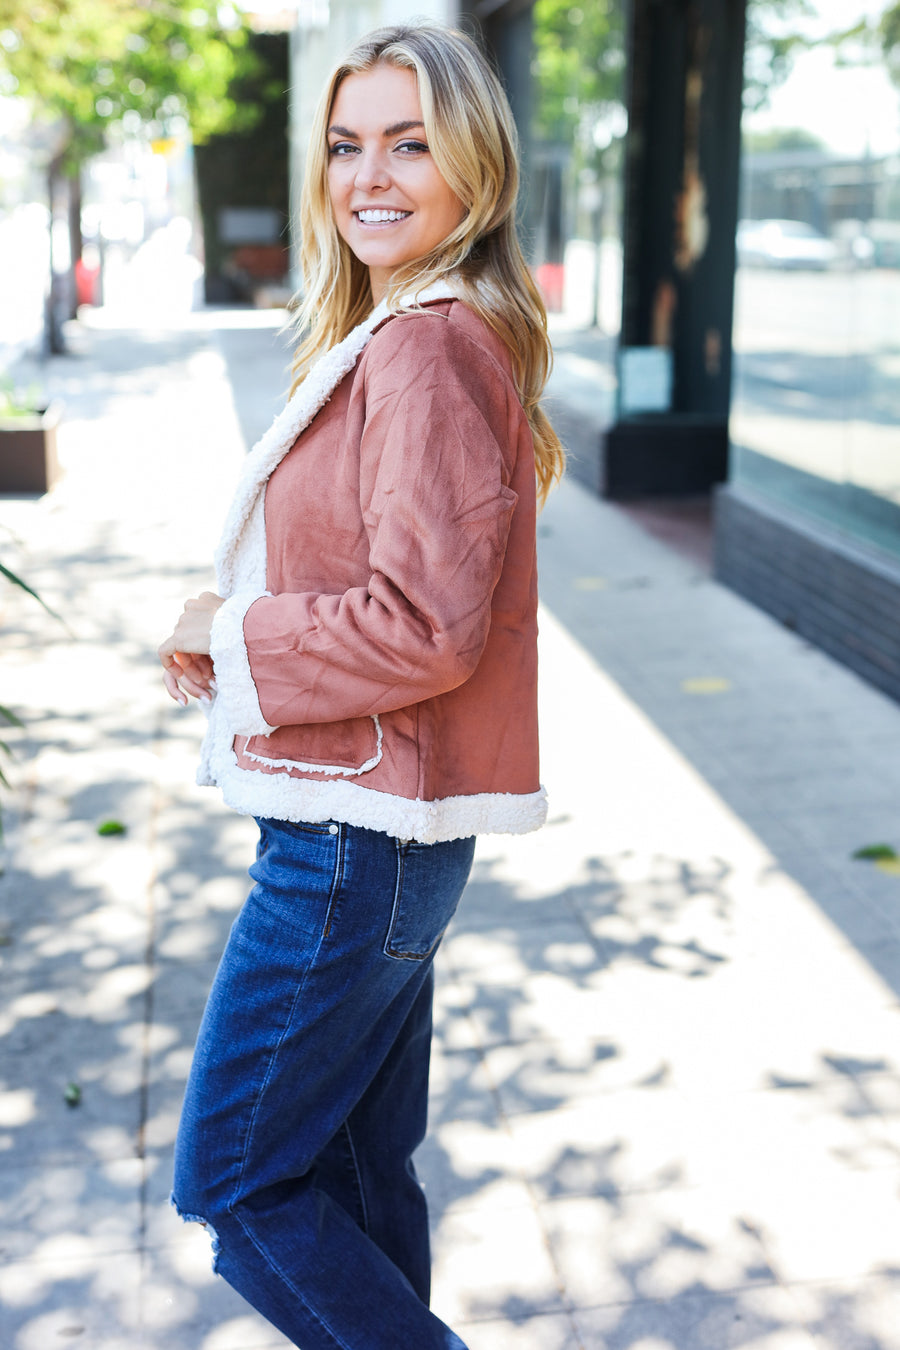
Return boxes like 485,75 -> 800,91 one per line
833,2 -> 900,86
96,819 -> 127,836
743,0 -> 816,113
0,0 -> 259,168
852,843 -> 899,861
532,0 -> 626,146
743,126 -> 827,153
744,0 -> 900,110
884,2 -> 900,58
0,551 -> 65,837
0,703 -> 22,789
0,378 -> 42,420
0,559 -> 62,622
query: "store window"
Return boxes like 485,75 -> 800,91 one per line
520,0 -> 627,481
732,0 -> 900,560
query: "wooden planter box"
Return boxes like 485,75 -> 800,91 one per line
0,403 -> 62,494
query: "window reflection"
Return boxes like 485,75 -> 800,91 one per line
732,0 -> 900,560
529,0 -> 627,332
529,0 -> 627,485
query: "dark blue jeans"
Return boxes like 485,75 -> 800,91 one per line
172,817 -> 475,1350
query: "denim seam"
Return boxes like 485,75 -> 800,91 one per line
229,1206 -> 354,1350
226,828 -> 353,1348
232,827 -> 344,1197
322,822 -> 346,939
384,843 -> 409,960
341,1119 -> 370,1235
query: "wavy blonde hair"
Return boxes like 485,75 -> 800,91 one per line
290,21 -> 564,503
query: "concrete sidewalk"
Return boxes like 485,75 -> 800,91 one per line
2,307 -> 900,1350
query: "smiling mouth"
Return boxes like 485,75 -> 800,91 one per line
355,209 -> 412,223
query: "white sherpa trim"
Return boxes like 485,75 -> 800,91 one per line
213,281 -> 458,596
241,713 -> 384,778
204,736 -> 547,844
209,587 -> 277,738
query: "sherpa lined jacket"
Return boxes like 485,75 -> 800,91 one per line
198,285 -> 546,843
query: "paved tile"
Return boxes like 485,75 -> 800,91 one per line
431,1200 -> 567,1325
538,1189 -> 778,1306
0,1157 -> 142,1263
0,1250 -> 142,1350
796,1277 -> 900,1349
573,1285 -> 819,1349
138,1237 -> 294,1348
741,1168 -> 900,1285
456,1311 -> 582,1350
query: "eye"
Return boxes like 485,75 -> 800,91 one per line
328,141 -> 359,157
395,139 -> 429,155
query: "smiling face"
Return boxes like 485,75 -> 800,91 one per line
327,63 -> 465,303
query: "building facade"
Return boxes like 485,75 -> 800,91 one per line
287,0 -> 900,703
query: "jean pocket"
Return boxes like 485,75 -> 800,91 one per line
384,837 -> 475,961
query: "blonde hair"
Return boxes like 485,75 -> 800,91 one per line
290,20 -> 564,503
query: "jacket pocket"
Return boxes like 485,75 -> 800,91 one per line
242,714 -> 383,778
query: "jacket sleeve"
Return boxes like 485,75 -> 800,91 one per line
213,312 -> 521,733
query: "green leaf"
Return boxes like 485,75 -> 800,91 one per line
97,819 -> 127,836
852,844 -> 899,861
0,562 -> 64,623
0,705 -> 23,728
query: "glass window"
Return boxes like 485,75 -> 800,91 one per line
527,0 -> 628,453
732,0 -> 900,561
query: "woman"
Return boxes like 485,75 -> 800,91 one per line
159,21 -> 563,1350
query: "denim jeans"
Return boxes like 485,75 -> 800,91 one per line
172,817 -> 476,1350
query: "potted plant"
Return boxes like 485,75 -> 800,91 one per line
0,379 -> 62,494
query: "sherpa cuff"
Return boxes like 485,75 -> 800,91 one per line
209,588 -> 278,738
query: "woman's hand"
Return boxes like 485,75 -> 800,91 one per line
159,591 -> 225,706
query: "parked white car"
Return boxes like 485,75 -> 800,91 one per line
736,218 -> 838,270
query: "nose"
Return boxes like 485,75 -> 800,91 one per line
353,149 -> 391,193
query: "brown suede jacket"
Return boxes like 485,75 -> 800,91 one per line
199,287 -> 546,843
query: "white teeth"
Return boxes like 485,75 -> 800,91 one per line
356,209 -> 410,223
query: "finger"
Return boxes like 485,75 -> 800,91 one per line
158,638 -> 183,669
180,671 -> 213,702
163,667 -> 188,706
176,653 -> 214,695
175,651 -> 211,676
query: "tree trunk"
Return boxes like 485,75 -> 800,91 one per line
46,154 -> 68,355
67,169 -> 83,320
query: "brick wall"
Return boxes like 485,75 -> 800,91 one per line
714,482 -> 900,703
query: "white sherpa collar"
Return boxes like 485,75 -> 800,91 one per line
214,279 -> 459,594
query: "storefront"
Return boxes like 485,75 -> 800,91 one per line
716,0 -> 900,701
288,0 -> 900,701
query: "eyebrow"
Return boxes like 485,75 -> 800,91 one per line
327,119 -> 426,139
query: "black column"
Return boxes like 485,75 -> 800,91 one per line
603,0 -> 747,498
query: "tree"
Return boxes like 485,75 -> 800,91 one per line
742,126 -> 827,152
743,0 -> 815,111
0,0 -> 258,350
532,0 -> 626,145
831,1 -> 900,84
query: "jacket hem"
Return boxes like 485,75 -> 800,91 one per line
198,740 -> 547,843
